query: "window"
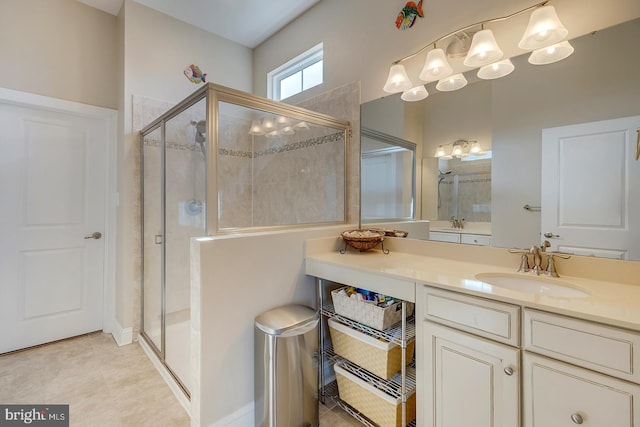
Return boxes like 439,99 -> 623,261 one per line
268,43 -> 323,101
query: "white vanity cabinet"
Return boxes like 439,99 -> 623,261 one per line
419,285 -> 640,427
522,309 -> 640,426
428,231 -> 492,246
420,286 -> 521,427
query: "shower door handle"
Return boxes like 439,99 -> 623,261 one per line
155,234 -> 163,244
84,232 -> 102,240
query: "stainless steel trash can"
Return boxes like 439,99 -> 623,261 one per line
255,304 -> 319,427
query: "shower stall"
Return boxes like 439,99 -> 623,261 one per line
139,83 -> 349,396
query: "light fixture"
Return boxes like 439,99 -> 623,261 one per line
528,40 -> 574,64
248,119 -> 264,135
280,126 -> 295,135
419,48 -> 453,82
436,74 -> 468,92
262,117 -> 275,130
401,85 -> 429,102
435,145 -> 448,157
464,29 -> 503,67
519,5 -> 568,50
383,63 -> 412,93
470,141 -> 482,153
477,59 -> 515,79
435,139 -> 483,158
293,121 -> 310,130
381,1 -> 574,100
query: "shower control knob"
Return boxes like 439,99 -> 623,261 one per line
84,232 -> 102,240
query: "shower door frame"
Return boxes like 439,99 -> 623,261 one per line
140,86 -> 209,399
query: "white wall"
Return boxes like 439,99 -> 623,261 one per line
0,0 -> 118,109
116,0 -> 254,335
191,225 -> 350,427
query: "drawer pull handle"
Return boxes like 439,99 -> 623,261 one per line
571,413 -> 584,424
503,366 -> 514,376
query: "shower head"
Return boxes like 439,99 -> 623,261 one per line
191,120 -> 206,143
190,120 -> 207,157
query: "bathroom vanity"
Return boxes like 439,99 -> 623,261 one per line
305,236 -> 640,426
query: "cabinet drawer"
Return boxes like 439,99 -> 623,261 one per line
524,309 -> 640,383
424,286 -> 520,346
429,231 -> 460,243
460,234 -> 492,246
523,353 -> 640,427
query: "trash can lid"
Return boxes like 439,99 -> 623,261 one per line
255,304 -> 318,336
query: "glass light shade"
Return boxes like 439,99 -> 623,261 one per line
528,41 -> 574,65
266,130 -> 280,138
470,141 -> 482,153
435,145 -> 447,157
519,5 -> 568,50
477,59 -> 515,80
262,117 -> 275,130
436,73 -> 468,92
383,64 -> 412,93
293,121 -> 309,130
280,126 -> 295,135
452,144 -> 464,157
276,116 -> 291,125
419,48 -> 453,82
464,29 -> 503,67
248,120 -> 264,135
401,85 -> 429,102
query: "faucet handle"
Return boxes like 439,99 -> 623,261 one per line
544,252 -> 571,277
509,248 -> 530,272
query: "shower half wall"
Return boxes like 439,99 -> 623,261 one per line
139,83 -> 350,398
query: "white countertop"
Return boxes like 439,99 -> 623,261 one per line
306,241 -> 640,332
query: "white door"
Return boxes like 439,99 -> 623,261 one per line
541,116 -> 640,260
424,322 -> 520,427
0,102 -> 107,353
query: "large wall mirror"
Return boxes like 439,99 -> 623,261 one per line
361,15 -> 640,260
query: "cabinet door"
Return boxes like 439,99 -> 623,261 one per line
424,322 -> 520,427
523,353 -> 640,427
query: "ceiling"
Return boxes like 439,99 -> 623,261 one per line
76,0 -> 320,48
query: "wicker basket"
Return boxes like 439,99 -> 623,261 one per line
335,364 -> 416,427
341,229 -> 384,251
329,318 -> 415,379
331,287 -> 414,331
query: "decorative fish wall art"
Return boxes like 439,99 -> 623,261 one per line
396,0 -> 424,30
184,64 -> 207,84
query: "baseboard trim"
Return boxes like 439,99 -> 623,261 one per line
139,335 -> 191,416
110,321 -> 133,346
208,402 -> 254,427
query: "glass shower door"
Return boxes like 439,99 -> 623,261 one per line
142,126 -> 163,352
163,99 -> 207,393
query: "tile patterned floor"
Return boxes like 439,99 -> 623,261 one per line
0,333 -> 190,427
0,333 -> 363,426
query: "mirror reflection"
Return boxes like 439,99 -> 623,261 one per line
361,128 -> 416,222
361,17 -> 640,260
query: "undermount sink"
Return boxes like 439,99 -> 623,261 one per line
474,273 -> 590,298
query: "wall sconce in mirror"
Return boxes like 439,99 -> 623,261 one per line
434,139 -> 484,159
383,1 -> 573,100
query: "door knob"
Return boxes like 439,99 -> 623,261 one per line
504,366 -> 514,376
570,413 -> 584,424
84,232 -> 102,240
543,232 -> 560,238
